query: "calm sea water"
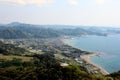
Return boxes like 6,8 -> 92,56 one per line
64,34 -> 120,73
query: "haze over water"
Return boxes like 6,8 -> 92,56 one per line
65,34 -> 120,73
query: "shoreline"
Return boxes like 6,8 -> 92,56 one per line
80,53 -> 109,75
61,38 -> 84,50
61,38 -> 109,75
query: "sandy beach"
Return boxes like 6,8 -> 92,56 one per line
62,38 -> 109,75
80,53 -> 109,75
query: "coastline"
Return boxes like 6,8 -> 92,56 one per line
80,53 -> 109,75
61,37 -> 109,75
61,38 -> 83,50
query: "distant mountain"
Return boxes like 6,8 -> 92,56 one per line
0,24 -> 5,26
7,22 -> 23,26
0,22 -> 81,29
0,22 -> 120,39
0,22 -> 61,39
0,28 -> 28,39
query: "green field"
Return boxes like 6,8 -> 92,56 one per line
0,54 -> 32,62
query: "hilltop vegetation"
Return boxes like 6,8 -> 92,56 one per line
0,53 -> 120,80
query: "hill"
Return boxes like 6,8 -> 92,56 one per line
0,22 -> 108,39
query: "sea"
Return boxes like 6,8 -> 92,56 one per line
64,34 -> 120,73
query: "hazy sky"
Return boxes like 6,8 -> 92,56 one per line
0,0 -> 120,27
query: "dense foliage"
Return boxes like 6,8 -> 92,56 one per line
0,53 -> 120,80
0,41 -> 28,55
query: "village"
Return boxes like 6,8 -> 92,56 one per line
0,38 -> 104,75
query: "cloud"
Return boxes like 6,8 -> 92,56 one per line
68,0 -> 78,6
96,0 -> 106,4
0,0 -> 54,5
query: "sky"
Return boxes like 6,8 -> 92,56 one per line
0,0 -> 120,27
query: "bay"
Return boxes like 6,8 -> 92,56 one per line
64,34 -> 120,73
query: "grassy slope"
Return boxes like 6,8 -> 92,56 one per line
0,54 -> 32,62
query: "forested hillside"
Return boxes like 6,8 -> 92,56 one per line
0,22 -> 107,39
0,53 -> 120,80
